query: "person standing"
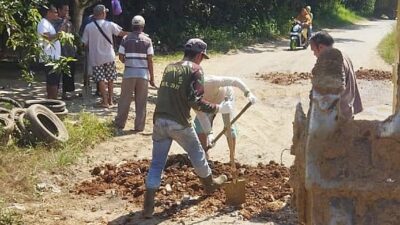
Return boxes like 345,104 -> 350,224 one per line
194,75 -> 256,159
82,4 -> 127,108
54,3 -> 77,100
305,6 -> 313,39
114,15 -> 155,134
37,5 -> 61,99
309,31 -> 363,121
143,38 -> 232,218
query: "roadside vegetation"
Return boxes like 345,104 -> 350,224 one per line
0,202 -> 23,225
378,28 -> 396,64
314,3 -> 363,28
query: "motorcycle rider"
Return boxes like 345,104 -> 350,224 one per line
296,7 -> 312,44
306,6 -> 313,39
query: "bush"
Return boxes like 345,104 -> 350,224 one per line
0,208 -> 23,225
378,28 -> 396,64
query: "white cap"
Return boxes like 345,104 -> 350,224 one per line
132,15 -> 145,26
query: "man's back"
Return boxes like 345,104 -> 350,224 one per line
155,61 -> 215,127
341,54 -> 363,119
119,32 -> 153,78
82,20 -> 121,67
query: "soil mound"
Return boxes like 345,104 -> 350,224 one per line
259,69 -> 391,85
75,154 -> 296,223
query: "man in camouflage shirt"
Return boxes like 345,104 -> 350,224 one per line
143,38 -> 233,218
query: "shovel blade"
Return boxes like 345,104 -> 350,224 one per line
224,179 -> 246,206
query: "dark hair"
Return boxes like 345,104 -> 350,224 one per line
183,50 -> 199,60
310,31 -> 334,47
39,5 -> 56,17
56,1 -> 69,10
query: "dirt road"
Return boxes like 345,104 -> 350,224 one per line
195,19 -> 395,167
17,19 -> 396,224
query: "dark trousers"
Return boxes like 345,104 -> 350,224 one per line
62,62 -> 76,93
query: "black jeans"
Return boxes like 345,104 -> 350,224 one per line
62,61 -> 76,93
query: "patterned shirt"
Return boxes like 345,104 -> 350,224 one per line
118,31 -> 154,79
154,61 -> 218,127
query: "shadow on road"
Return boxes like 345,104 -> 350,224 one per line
0,65 -> 157,118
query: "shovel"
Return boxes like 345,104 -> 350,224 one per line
222,111 -> 246,206
208,102 -> 252,149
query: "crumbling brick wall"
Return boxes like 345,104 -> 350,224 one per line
290,103 -> 400,225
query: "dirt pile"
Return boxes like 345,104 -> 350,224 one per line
74,154 -> 296,223
259,69 -> 391,85
355,68 -> 392,81
259,72 -> 312,85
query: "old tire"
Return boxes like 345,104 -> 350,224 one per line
0,96 -> 23,108
25,104 -> 69,143
0,114 -> 15,144
25,99 -> 66,113
55,108 -> 69,120
10,108 -> 27,133
0,107 -> 10,114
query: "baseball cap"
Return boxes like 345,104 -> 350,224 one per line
184,38 -> 209,59
132,15 -> 145,26
93,4 -> 109,16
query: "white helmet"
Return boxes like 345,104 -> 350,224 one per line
132,15 -> 145,26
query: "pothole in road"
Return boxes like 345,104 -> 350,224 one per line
74,154 -> 297,223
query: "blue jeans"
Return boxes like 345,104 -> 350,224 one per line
145,118 -> 212,189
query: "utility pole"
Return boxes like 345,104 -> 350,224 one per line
394,0 -> 400,112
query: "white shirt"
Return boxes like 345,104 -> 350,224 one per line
203,76 -> 250,103
195,76 -> 251,133
37,18 -> 61,61
82,19 -> 122,67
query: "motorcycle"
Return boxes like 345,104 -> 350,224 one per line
289,19 -> 309,50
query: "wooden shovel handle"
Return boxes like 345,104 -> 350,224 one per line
210,102 -> 252,147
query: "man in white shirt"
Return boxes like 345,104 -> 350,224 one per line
37,5 -> 61,99
194,76 -> 256,159
82,4 -> 127,108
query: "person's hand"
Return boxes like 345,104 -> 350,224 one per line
218,100 -> 233,114
149,79 -> 157,88
207,133 -> 215,148
247,92 -> 257,105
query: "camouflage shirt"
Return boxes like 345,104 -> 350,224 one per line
154,60 -> 218,127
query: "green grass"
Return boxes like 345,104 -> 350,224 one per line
0,200 -> 23,225
0,112 -> 113,202
314,4 -> 363,28
378,28 -> 396,64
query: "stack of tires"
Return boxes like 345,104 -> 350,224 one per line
24,99 -> 69,119
0,97 -> 69,145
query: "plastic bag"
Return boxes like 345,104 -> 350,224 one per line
112,0 -> 122,16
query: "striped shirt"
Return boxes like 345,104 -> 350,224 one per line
118,31 -> 154,79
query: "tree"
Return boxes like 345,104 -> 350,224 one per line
0,0 -> 75,82
72,0 -> 100,31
